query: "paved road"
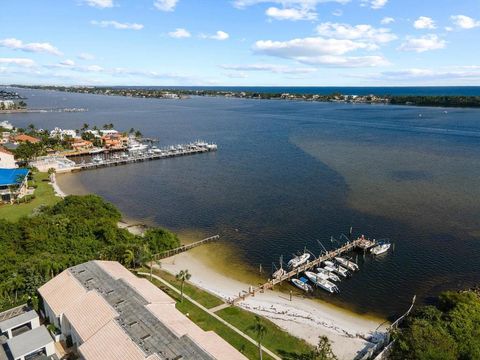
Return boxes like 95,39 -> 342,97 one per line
138,272 -> 282,360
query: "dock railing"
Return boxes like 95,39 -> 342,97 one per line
153,235 -> 220,261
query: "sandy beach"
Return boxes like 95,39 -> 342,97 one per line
160,250 -> 388,360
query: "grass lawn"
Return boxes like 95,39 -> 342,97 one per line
217,306 -> 314,359
145,276 -> 276,360
147,268 -> 224,309
0,172 -> 60,222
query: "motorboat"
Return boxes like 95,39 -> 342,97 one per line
371,242 -> 391,255
272,268 -> 286,279
304,272 -> 339,294
317,268 -> 341,282
335,257 -> 359,272
92,156 -> 103,164
89,148 -> 103,154
288,253 -> 311,268
291,278 -> 313,292
324,261 -> 349,278
128,141 -> 148,152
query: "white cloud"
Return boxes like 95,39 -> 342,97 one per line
398,34 -> 446,52
78,53 -> 95,60
168,28 -> 191,38
233,0 -> 350,9
221,64 -> 317,74
265,7 -> 317,21
414,16 -> 436,29
0,38 -> 62,56
0,57 -> 36,67
316,22 -> 397,44
450,15 -> 480,29
361,0 -> 387,9
84,0 -> 114,8
332,9 -> 343,16
253,37 -> 389,67
201,31 -> 230,41
444,26 -> 453,32
91,20 -> 144,30
60,59 -> 75,67
381,17 -> 394,25
154,0 -> 179,11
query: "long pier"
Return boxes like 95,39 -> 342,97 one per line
232,236 -> 376,304
153,235 -> 221,260
72,145 -> 216,172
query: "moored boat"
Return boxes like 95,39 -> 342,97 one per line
371,242 -> 391,255
291,278 -> 313,292
335,257 -> 359,271
317,268 -> 341,282
288,253 -> 311,268
324,261 -> 349,278
304,271 -> 339,294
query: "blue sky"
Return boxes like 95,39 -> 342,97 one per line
1,0 -> 479,86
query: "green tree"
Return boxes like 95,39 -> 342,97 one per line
123,249 -> 134,269
176,269 -> 191,302
248,315 -> 267,360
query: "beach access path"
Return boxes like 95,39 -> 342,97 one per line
138,272 -> 282,360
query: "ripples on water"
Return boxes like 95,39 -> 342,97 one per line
8,88 -> 480,318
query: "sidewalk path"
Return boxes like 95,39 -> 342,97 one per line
138,272 -> 282,360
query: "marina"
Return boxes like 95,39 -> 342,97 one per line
233,235 -> 379,303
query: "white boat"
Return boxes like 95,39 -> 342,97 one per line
272,268 -> 286,279
92,156 -> 103,164
128,141 -> 148,152
89,148 -> 104,154
324,261 -> 349,278
317,268 -> 341,282
304,272 -> 339,294
291,278 -> 313,292
288,253 -> 311,268
335,257 -> 359,272
371,243 -> 391,255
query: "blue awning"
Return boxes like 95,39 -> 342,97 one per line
0,168 -> 29,186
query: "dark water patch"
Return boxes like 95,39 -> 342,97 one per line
390,170 -> 433,182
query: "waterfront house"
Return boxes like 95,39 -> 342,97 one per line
0,100 -> 15,110
0,147 -> 16,168
101,133 -> 128,149
0,120 -> 14,130
1,131 -> 11,144
38,260 -> 247,360
0,168 -> 29,203
50,127 -> 77,140
13,134 -> 41,144
70,138 -> 93,152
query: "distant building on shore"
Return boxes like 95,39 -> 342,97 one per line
38,260 -> 247,360
13,134 -> 41,144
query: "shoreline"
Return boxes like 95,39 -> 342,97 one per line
54,174 -> 389,359
160,250 -> 388,360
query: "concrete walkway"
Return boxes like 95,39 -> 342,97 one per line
138,272 -> 282,360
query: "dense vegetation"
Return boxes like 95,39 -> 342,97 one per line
14,85 -> 480,108
0,194 -> 179,311
390,290 -> 480,360
390,95 -> 480,108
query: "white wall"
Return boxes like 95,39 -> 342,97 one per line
0,152 -> 16,168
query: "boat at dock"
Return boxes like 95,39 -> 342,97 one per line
324,261 -> 349,278
288,253 -> 311,268
335,257 -> 359,271
317,268 -> 341,282
89,148 -> 104,154
291,278 -> 313,292
371,242 -> 391,255
304,271 -> 339,294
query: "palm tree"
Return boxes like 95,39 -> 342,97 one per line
123,249 -> 135,269
134,130 -> 142,139
81,123 -> 89,132
249,315 -> 267,360
175,269 -> 191,302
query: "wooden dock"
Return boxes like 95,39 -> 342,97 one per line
72,146 -> 216,172
153,235 -> 221,260
232,236 -> 376,304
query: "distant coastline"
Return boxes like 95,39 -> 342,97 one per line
12,84 -> 480,108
